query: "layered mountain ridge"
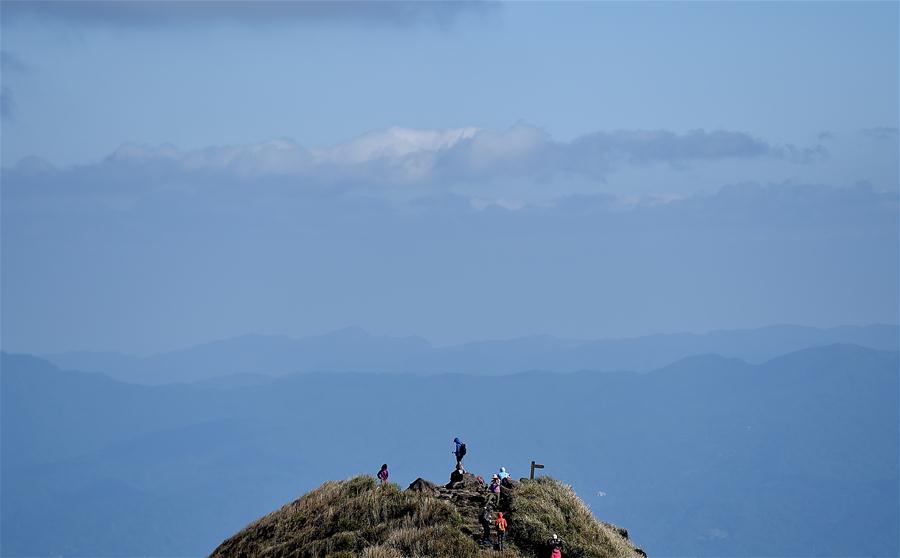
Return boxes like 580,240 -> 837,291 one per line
41,323 -> 900,384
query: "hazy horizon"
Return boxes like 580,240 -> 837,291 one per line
6,321 -> 896,358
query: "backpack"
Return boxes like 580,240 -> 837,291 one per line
458,443 -> 467,458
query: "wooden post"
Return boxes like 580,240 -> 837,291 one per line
530,460 -> 544,479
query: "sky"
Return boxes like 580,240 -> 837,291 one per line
1,1 -> 898,355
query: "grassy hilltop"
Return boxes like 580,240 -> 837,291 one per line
210,475 -> 644,558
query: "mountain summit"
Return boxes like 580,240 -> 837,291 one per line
210,474 -> 645,558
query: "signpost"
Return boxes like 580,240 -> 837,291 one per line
530,460 -> 545,479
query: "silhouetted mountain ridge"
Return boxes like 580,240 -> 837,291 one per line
40,323 -> 900,385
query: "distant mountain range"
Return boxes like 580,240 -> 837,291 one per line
3,343 -> 897,556
41,323 -> 900,384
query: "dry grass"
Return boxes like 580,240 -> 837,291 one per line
506,477 -> 642,558
210,476 -> 479,558
210,475 -> 643,558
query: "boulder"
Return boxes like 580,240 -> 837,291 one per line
407,477 -> 439,493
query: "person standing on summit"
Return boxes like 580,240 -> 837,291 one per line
452,437 -> 467,466
377,464 -> 389,485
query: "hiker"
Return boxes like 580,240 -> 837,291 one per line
479,506 -> 492,545
498,466 -> 510,480
447,462 -> 466,488
495,511 -> 508,550
452,437 -> 467,466
377,464 -> 389,485
548,533 -> 564,558
488,474 -> 501,506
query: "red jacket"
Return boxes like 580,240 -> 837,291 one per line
495,512 -> 507,532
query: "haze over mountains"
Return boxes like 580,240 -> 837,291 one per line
42,323 -> 899,385
3,328 -> 898,557
2,3 -> 897,558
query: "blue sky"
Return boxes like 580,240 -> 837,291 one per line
1,1 -> 898,354
3,2 -> 897,166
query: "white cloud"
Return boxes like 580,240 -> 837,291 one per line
313,126 -> 479,165
76,123 -> 815,188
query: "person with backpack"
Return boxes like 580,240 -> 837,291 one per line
488,474 -> 501,506
452,437 -> 467,466
479,506 -> 492,545
377,464 -> 389,485
495,511 -> 508,550
547,533 -> 564,558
